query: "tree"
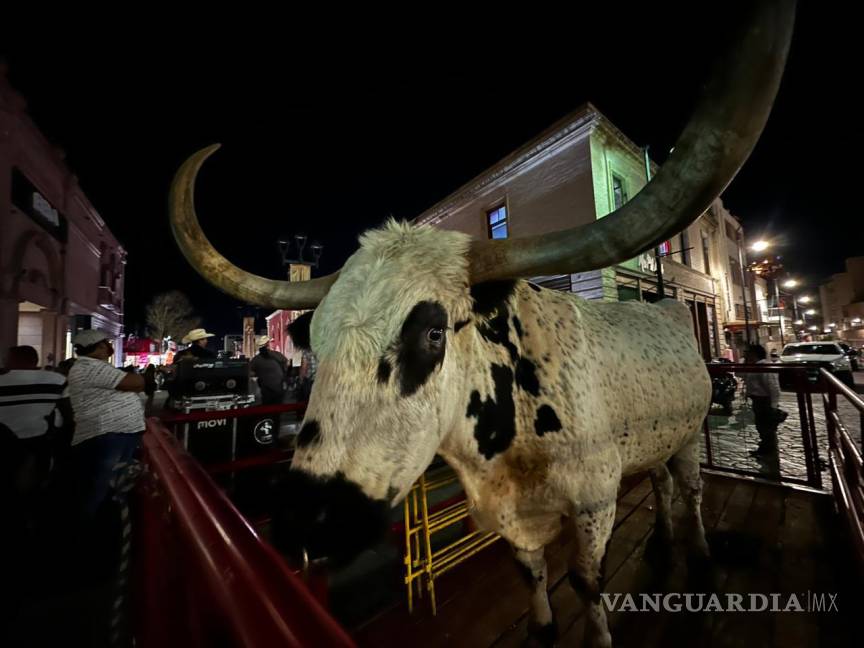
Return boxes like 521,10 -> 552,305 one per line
145,291 -> 201,349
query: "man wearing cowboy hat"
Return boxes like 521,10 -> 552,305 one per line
172,328 -> 217,364
249,335 -> 290,405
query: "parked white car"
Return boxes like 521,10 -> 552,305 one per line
779,342 -> 854,386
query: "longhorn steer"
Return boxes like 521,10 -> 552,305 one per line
280,221 -> 712,646
168,3 -> 794,644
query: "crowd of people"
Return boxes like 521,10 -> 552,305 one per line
1,331 -> 152,645
1,322 -> 316,644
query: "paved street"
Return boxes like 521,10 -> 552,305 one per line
704,371 -> 863,483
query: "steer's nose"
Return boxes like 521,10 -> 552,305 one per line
271,469 -> 391,567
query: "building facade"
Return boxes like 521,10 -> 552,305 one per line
0,67 -> 125,366
820,257 -> 864,346
415,104 -> 758,360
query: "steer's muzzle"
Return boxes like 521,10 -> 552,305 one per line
271,469 -> 391,567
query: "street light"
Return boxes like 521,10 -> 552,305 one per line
277,234 -> 325,275
805,309 -> 817,316
798,295 -> 812,304
783,279 -> 798,288
751,240 -> 770,252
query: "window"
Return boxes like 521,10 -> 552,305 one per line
611,173 -> 628,209
680,230 -> 691,266
701,230 -> 711,274
725,221 -> 738,241
487,205 -> 508,240
729,257 -> 742,286
617,285 -> 640,302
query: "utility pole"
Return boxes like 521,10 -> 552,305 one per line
773,278 -> 785,346
643,146 -> 665,299
736,229 -> 753,344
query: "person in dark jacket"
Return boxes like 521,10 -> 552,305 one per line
250,336 -> 290,405
172,328 -> 217,364
743,344 -> 782,456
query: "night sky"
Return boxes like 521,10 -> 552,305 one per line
3,4 -> 858,339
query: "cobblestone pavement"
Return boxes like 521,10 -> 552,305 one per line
702,372 -> 863,484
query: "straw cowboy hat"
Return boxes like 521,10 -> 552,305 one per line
182,328 -> 215,344
256,335 -> 271,347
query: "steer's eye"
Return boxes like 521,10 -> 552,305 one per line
427,328 -> 444,345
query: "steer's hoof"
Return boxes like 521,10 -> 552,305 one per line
523,620 -> 557,648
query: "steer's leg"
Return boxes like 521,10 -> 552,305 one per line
644,462 -> 675,564
568,500 -> 615,648
513,545 -> 556,647
669,435 -> 711,566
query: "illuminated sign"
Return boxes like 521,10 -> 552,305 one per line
11,168 -> 67,241
638,252 -> 657,273
32,192 -> 59,226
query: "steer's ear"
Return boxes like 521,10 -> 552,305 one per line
287,311 -> 314,351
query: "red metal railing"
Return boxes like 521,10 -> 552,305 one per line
133,418 -> 355,648
820,369 -> 864,573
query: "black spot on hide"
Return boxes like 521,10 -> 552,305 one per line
477,311 -> 519,364
396,301 -> 448,397
530,622 -> 558,647
512,315 -> 524,339
466,364 -> 516,460
470,280 -> 516,316
297,420 -> 321,447
377,358 -> 392,384
534,405 -> 562,436
287,311 -> 314,351
515,357 -> 540,396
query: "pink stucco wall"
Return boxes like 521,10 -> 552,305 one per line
0,67 -> 125,365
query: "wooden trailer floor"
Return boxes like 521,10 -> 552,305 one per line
353,473 -> 861,648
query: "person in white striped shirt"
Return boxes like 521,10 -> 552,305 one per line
1,345 -> 72,530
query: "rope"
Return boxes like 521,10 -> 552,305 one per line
108,459 -> 143,648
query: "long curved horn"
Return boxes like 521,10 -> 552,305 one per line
169,144 -> 337,309
468,0 -> 795,283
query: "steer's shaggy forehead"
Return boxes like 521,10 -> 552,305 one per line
310,220 -> 473,361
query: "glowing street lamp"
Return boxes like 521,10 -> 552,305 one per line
751,240 -> 770,252
808,326 -> 818,331
799,295 -> 812,304
783,279 -> 798,288
805,309 -> 817,316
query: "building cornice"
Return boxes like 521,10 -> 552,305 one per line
414,105 -> 601,226
414,102 -> 667,227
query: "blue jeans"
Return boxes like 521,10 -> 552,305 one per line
71,432 -> 142,520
